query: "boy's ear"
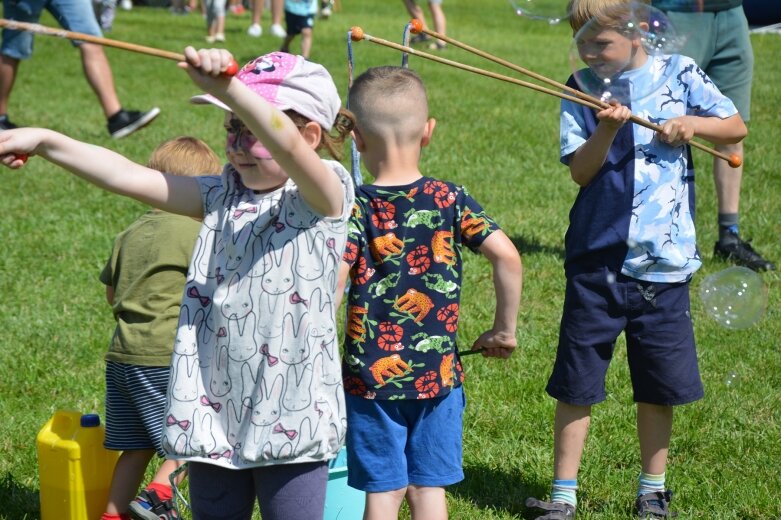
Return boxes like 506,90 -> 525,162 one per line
352,128 -> 366,153
301,121 -> 323,149
421,118 -> 437,148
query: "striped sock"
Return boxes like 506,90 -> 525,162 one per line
551,479 -> 578,507
638,471 -> 665,496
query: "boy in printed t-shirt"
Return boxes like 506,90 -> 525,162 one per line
337,66 -> 523,520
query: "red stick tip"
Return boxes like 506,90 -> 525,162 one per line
409,19 -> 424,34
15,153 -> 28,164
350,26 -> 364,41
728,154 -> 742,168
224,59 -> 239,77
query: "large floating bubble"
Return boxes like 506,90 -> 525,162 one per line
699,266 -> 768,330
509,0 -> 570,24
569,2 -> 685,104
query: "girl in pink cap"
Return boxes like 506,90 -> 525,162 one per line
0,48 -> 355,520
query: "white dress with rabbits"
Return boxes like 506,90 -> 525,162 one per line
162,161 -> 353,469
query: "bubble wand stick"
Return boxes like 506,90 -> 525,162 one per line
355,22 -> 741,168
0,19 -> 239,76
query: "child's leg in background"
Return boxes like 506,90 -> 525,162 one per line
406,485 -> 447,520
365,488 -> 407,520
104,449 -> 155,518
300,27 -> 313,59
248,0 -> 263,36
427,0 -> 445,35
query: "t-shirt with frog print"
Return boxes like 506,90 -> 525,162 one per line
342,176 -> 499,400
162,161 -> 353,470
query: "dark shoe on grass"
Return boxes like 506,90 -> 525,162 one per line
714,232 -> 776,271
636,490 -> 676,519
108,107 -> 160,138
0,115 -> 18,131
525,497 -> 576,519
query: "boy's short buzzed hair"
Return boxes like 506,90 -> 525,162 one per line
148,136 -> 222,177
348,66 -> 429,145
567,0 -> 650,33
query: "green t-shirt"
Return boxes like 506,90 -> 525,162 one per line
100,210 -> 201,366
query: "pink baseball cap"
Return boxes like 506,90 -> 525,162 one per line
190,52 -> 341,131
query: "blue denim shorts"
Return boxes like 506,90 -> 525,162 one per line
345,385 -> 465,492
2,0 -> 103,60
546,269 -> 704,406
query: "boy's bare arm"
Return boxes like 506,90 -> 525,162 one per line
0,128 -> 204,217
569,103 -> 632,187
179,47 -> 345,218
659,113 -> 747,147
472,230 -> 522,359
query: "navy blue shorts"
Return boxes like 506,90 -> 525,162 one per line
284,10 -> 314,36
345,386 -> 465,492
546,269 -> 704,406
104,361 -> 169,456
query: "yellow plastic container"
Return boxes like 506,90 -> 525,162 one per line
36,411 -> 119,520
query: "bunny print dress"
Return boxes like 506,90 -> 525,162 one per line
162,162 -> 353,469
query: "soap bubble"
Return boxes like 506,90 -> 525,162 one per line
724,371 -> 740,388
699,266 -> 768,330
569,2 -> 685,104
509,0 -> 569,24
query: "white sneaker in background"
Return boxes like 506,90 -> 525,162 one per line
270,23 -> 287,37
120,0 -> 132,10
214,32 -> 225,42
247,23 -> 262,37
320,6 -> 331,17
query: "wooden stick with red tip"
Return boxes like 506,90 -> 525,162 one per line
405,20 -> 743,168
0,19 -> 240,76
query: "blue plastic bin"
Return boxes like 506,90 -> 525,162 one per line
325,447 -> 365,520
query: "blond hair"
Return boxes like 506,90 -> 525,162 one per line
568,0 -> 650,33
348,66 -> 429,146
147,136 -> 222,176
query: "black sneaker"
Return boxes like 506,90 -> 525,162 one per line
714,232 -> 776,271
525,497 -> 576,519
0,116 -> 18,131
635,490 -> 677,518
107,107 -> 160,138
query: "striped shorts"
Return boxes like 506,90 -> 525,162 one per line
105,361 -> 169,456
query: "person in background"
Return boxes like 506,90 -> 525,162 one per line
280,0 -> 317,59
248,0 -> 287,37
403,0 -> 447,50
99,137 -> 222,520
652,0 -> 775,271
0,0 -> 160,138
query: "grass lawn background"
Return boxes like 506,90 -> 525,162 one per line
1,0 -> 780,518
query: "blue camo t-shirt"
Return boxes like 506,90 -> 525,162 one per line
560,54 -> 738,282
342,177 -> 499,400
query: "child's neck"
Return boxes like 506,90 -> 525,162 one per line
626,48 -> 649,72
364,148 -> 425,187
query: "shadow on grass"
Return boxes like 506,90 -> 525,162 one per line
449,463 -> 547,519
0,472 -> 40,519
509,235 -> 565,260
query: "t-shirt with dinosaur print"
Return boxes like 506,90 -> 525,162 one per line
342,176 -> 499,400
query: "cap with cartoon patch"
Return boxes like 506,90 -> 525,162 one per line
191,52 -> 341,131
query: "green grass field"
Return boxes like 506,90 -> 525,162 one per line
1,1 -> 780,518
